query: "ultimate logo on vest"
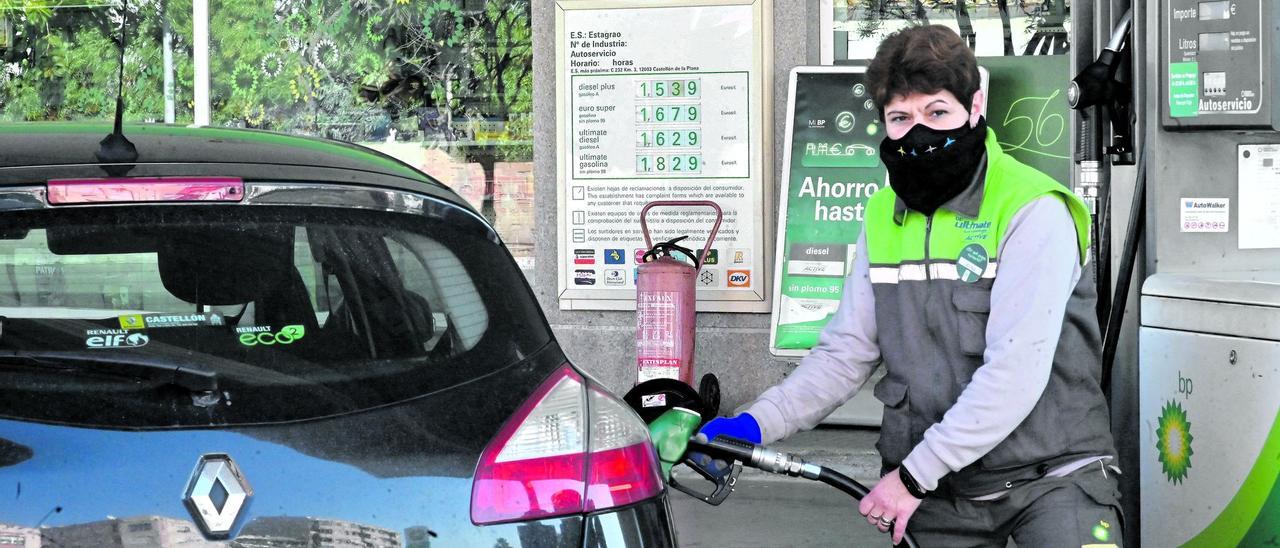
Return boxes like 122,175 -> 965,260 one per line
954,219 -> 993,241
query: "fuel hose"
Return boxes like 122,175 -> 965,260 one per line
689,435 -> 920,548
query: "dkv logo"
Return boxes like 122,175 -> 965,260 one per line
727,270 -> 751,287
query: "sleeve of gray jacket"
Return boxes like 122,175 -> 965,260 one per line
901,195 -> 1083,491
743,229 -> 881,445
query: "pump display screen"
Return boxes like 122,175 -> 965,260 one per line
1199,1 -> 1231,20
1199,31 -> 1231,51
1165,0 -> 1272,128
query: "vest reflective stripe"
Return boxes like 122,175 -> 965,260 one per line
869,262 -> 1000,284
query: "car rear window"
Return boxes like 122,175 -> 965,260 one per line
0,203 -> 550,427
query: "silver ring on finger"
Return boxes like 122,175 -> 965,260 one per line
879,516 -> 894,527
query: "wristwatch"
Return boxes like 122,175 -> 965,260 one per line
898,466 -> 929,499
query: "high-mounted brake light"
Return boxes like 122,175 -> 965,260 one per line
471,365 -> 664,525
47,177 -> 244,205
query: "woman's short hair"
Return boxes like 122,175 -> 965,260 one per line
865,25 -> 980,116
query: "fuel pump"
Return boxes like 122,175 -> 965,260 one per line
634,200 -> 722,387
1129,1 -> 1280,546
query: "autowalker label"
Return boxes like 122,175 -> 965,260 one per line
236,325 -> 305,346
1180,198 -> 1229,233
86,329 -> 150,348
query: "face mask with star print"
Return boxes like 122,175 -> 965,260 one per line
879,117 -> 988,216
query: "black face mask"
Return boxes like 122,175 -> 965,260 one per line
879,117 -> 988,215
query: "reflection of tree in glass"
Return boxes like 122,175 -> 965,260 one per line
1020,0 -> 1068,55
842,1 -> 1069,57
359,0 -> 532,224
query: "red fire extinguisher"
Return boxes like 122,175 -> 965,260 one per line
635,200 -> 723,386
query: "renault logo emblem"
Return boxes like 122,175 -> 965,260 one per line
183,454 -> 252,538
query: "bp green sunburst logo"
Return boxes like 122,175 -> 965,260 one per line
1156,400 -> 1194,484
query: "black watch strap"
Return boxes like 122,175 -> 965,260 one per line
899,466 -> 929,499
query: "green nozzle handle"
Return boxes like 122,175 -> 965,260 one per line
648,407 -> 702,480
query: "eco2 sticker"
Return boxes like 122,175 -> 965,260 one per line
236,325 -> 305,346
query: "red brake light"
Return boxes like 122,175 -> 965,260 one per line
47,177 -> 244,204
471,366 -> 663,525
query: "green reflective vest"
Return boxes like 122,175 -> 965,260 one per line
863,128 -> 1116,497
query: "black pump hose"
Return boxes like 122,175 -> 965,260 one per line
814,467 -> 920,548
814,466 -> 871,501
1100,146 -> 1146,398
690,435 -> 920,548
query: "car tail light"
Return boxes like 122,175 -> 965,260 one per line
471,365 -> 663,525
47,177 -> 244,204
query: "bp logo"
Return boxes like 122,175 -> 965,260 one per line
1156,400 -> 1194,484
956,243 -> 989,283
1091,519 -> 1113,543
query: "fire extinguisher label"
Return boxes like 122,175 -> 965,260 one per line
637,290 -> 683,382
638,364 -> 681,383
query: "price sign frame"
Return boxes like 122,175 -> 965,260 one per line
554,0 -> 774,312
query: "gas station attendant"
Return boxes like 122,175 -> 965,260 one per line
700,25 -> 1124,547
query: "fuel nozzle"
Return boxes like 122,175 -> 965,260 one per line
645,408 -> 741,505
690,434 -> 823,480
648,407 -> 702,480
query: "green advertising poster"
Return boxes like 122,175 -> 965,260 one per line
979,55 -> 1072,184
771,58 -> 1073,355
771,68 -> 886,354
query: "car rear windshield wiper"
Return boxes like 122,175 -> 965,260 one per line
0,350 -> 219,395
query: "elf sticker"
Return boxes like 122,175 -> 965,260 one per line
956,244 -> 988,283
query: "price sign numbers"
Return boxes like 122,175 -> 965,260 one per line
636,154 -> 702,174
637,130 -> 702,149
636,78 -> 701,98
635,104 -> 701,124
